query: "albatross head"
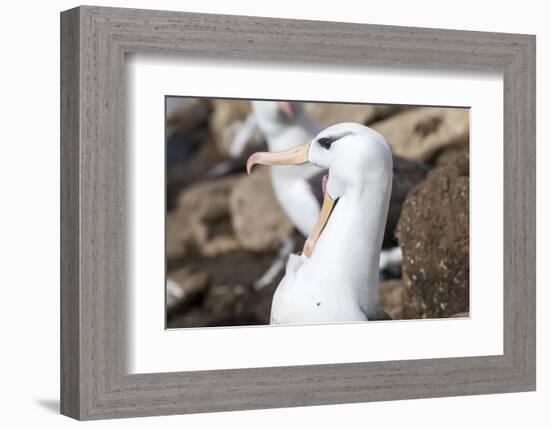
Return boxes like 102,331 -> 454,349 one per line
251,101 -> 304,135
247,122 -> 392,257
306,122 -> 392,199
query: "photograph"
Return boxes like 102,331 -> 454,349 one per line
165,98 -> 470,328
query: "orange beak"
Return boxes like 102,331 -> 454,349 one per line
246,142 -> 310,175
302,192 -> 336,257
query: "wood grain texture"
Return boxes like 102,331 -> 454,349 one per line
60,6 -> 536,420
60,7 -> 80,419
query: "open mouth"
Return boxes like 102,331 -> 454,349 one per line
303,174 -> 337,257
247,145 -> 337,258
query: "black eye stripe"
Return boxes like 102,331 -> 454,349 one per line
318,137 -> 334,149
317,131 -> 352,150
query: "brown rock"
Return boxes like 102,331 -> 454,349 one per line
306,102 -> 401,126
166,176 -> 241,268
209,99 -> 264,157
372,107 -> 469,162
379,279 -> 421,320
230,168 -> 294,251
432,141 -> 470,167
396,155 -> 469,318
306,103 -> 376,125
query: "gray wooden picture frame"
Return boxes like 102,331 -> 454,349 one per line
60,5 -> 536,420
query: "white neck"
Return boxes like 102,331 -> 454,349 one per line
307,173 -> 392,312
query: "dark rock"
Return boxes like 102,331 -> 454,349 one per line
379,279 -> 421,320
166,176 -> 241,269
385,155 -> 430,247
165,99 -> 212,179
166,98 -> 211,138
166,268 -> 210,312
448,312 -> 469,318
396,154 -> 469,318
166,133 -> 229,210
432,141 -> 470,167
166,249 -> 281,328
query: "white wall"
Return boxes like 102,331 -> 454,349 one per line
0,0 -> 546,425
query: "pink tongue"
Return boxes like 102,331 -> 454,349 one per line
322,174 -> 328,196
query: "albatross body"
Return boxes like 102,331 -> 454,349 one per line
247,123 -> 392,324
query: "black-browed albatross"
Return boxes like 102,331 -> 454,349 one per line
247,101 -> 428,278
247,122 -> 393,323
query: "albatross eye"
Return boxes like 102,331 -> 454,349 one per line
317,131 -> 352,150
318,137 -> 334,150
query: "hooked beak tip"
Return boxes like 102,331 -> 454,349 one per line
246,154 -> 258,175
246,142 -> 310,177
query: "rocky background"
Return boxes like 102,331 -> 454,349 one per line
165,98 -> 470,328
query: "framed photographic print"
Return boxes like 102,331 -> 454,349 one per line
60,6 -> 536,420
